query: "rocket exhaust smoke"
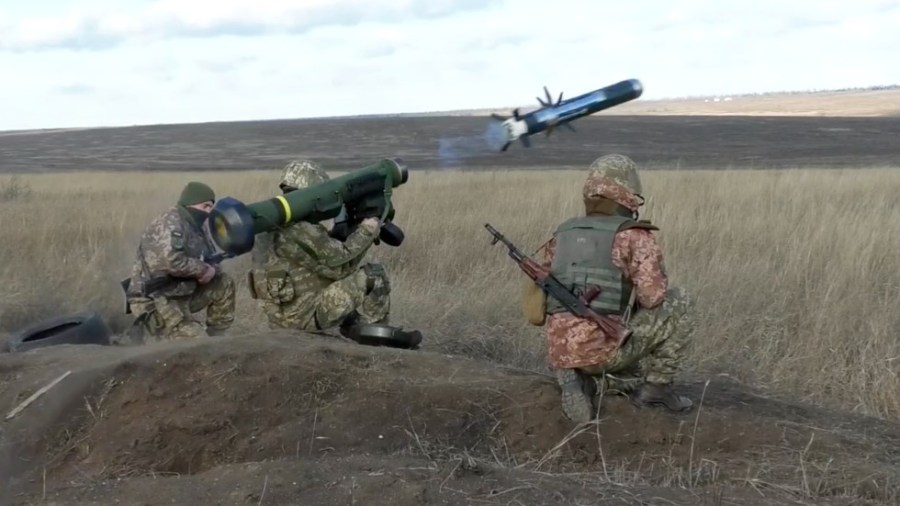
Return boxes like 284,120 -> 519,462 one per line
435,78 -> 643,166
436,121 -> 510,168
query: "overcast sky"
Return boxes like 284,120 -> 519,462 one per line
1,0 -> 898,131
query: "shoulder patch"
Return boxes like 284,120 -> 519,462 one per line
618,219 -> 659,232
171,230 -> 185,250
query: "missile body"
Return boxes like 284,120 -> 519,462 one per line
490,79 -> 643,151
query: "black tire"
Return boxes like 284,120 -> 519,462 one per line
7,311 -> 112,353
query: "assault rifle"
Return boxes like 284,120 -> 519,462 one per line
484,223 -> 632,345
119,251 -> 235,314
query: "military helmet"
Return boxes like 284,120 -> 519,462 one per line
279,159 -> 329,190
587,154 -> 642,195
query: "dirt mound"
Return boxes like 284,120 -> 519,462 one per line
1,332 -> 898,505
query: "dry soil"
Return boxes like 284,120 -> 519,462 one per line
1,333 -> 897,506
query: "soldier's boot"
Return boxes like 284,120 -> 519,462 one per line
397,328 -> 423,349
556,369 -> 596,423
338,311 -> 362,340
373,316 -> 423,350
633,382 -> 693,413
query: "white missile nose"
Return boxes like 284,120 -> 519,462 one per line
629,79 -> 643,97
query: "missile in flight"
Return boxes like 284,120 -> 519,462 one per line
488,78 -> 643,151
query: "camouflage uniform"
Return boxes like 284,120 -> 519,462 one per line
536,154 -> 695,422
248,160 -> 391,332
124,183 -> 235,342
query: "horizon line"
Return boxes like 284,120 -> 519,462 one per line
3,83 -> 898,134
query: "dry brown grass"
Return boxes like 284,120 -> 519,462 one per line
1,167 -> 898,423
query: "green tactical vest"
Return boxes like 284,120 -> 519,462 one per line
546,214 -> 658,316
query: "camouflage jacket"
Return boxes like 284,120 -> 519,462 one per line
539,225 -> 668,369
127,206 -> 214,299
268,220 -> 377,276
252,221 -> 378,321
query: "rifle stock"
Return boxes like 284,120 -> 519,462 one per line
484,223 -> 632,345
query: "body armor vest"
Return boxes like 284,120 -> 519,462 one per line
547,214 -> 657,316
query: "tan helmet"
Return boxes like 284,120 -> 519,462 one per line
582,154 -> 645,212
279,159 -> 329,190
587,154 -> 642,195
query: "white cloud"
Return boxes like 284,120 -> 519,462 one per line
0,0 -> 499,51
0,0 -> 898,130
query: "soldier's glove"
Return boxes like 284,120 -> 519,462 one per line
360,217 -> 380,233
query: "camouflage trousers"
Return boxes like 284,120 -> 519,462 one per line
578,286 -> 695,393
128,272 -> 236,342
263,263 -> 391,331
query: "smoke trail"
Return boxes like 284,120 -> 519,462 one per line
436,119 -> 509,168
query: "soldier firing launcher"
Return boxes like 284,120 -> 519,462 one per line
208,158 -> 409,257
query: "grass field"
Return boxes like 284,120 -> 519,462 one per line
1,166 -> 898,425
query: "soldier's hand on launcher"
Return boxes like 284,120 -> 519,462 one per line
361,217 -> 380,233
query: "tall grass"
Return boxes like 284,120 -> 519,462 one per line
1,167 -> 898,422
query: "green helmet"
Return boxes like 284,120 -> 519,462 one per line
279,159 -> 329,190
587,154 -> 642,195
